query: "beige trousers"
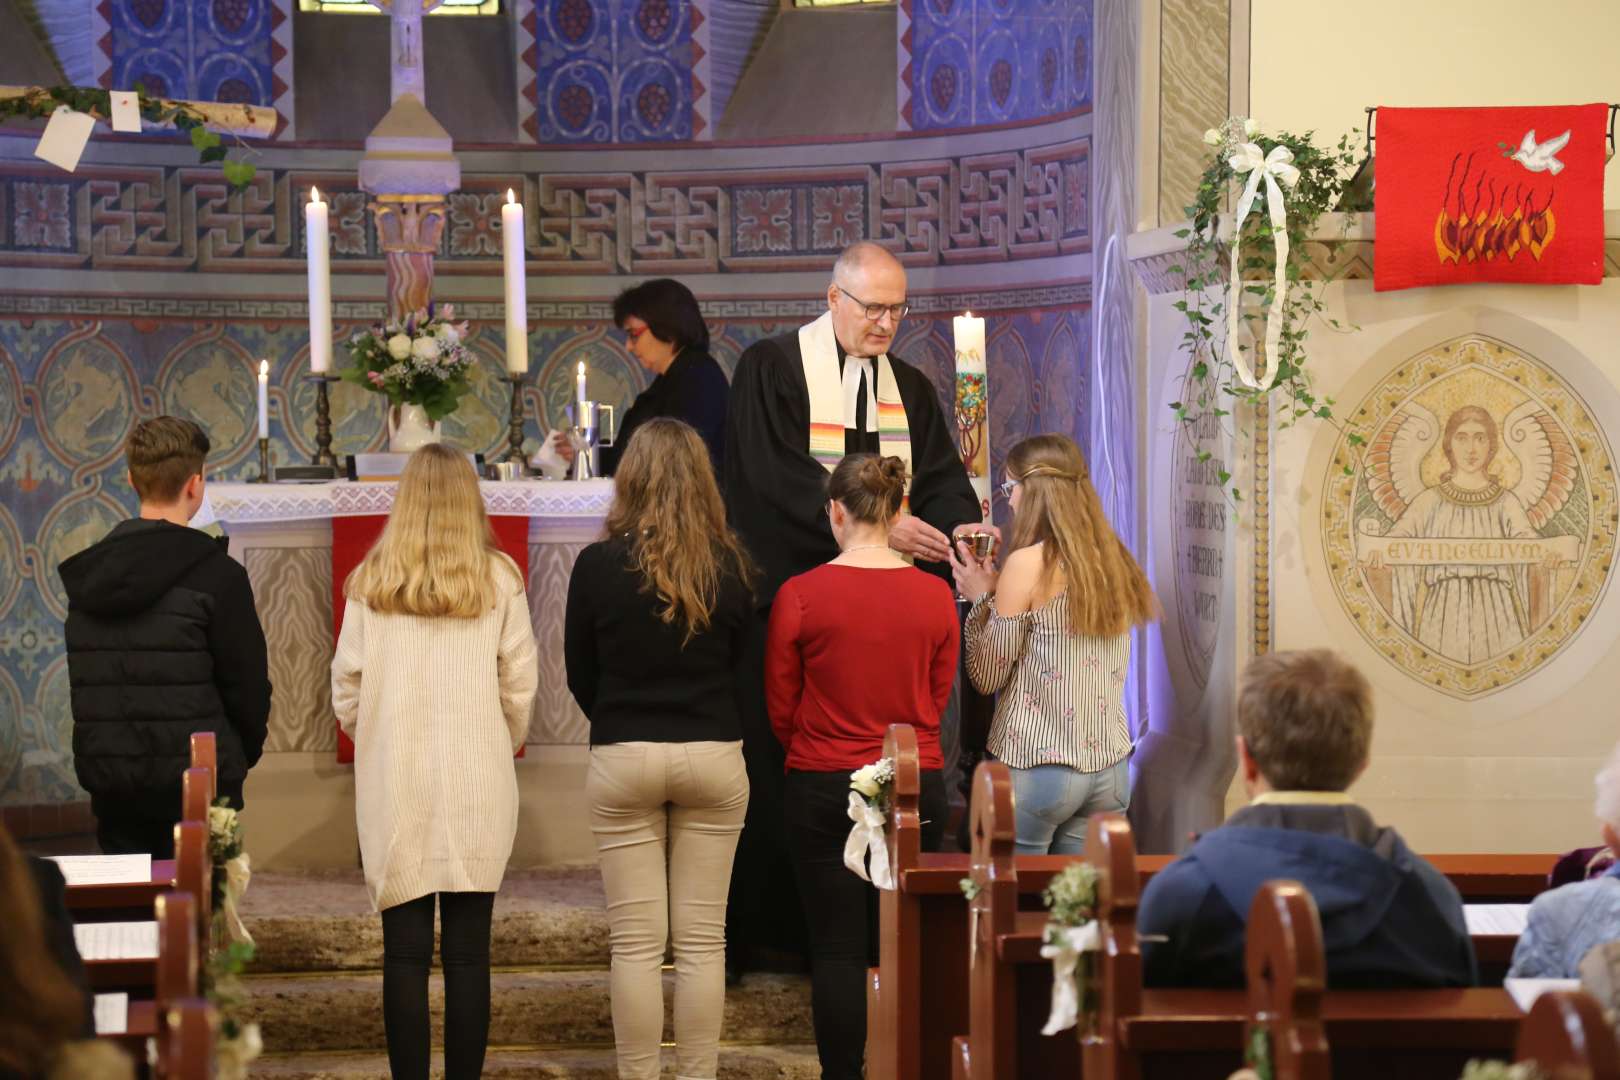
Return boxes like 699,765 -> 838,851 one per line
587,740 -> 749,1080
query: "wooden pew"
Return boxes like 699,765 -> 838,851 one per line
864,726 -> 1550,1080
1245,881 -> 1329,1080
1515,990 -> 1620,1078
155,998 -> 216,1080
85,820 -> 210,991
109,889 -> 200,1049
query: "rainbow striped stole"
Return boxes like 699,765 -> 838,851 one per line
797,310 -> 914,506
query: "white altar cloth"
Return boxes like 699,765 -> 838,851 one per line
199,479 -> 615,526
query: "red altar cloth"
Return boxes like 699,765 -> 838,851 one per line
332,515 -> 531,763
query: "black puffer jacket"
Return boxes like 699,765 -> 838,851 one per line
58,519 -> 271,817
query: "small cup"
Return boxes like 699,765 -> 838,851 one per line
964,531 -> 996,559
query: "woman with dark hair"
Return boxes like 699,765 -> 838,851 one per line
556,278 -> 729,477
764,453 -> 958,1080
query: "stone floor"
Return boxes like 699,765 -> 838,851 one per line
238,869 -> 816,1078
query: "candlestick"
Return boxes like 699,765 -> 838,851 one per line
257,359 -> 270,439
310,374 -> 339,469
575,360 -> 588,406
255,437 -> 272,483
503,374 -> 530,468
306,187 -> 332,374
501,189 -> 528,375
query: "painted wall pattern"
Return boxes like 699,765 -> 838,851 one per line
0,140 -> 1088,274
0,306 -> 1087,801
91,0 -> 296,138
901,0 -> 1091,131
1321,335 -> 1617,698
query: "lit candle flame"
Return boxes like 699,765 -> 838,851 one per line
965,311 -> 973,318
259,360 -> 269,377
577,361 -> 585,376
310,186 -> 321,204
507,188 -> 516,204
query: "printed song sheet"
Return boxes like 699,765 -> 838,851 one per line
1463,904 -> 1530,937
74,920 -> 159,960
93,993 -> 129,1035
47,854 -> 153,886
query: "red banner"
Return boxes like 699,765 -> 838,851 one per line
1374,104 -> 1607,292
332,515 -> 531,763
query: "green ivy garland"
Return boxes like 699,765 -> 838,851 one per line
1170,117 -> 1363,504
0,85 -> 257,189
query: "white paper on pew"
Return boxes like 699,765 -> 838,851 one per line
1464,904 -> 1530,936
47,853 -> 152,886
94,993 -> 129,1035
75,920 -> 159,960
1504,977 -> 1580,1013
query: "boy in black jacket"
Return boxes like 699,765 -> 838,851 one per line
58,416 -> 271,857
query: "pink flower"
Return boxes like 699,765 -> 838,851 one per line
367,370 -> 385,387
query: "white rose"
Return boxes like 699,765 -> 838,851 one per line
851,764 -> 882,799
1243,117 -> 1260,137
411,336 -> 441,362
1203,127 -> 1222,146
208,805 -> 237,834
386,334 -> 413,360
436,322 -> 461,346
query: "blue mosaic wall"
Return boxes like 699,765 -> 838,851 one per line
527,0 -> 701,142
904,0 -> 1092,130
100,0 -> 282,107
0,307 -> 1086,805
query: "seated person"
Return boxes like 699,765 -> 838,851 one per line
1509,743 -> 1620,978
1139,649 -> 1476,989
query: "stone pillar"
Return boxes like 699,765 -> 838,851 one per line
357,94 -> 461,321
371,196 -> 448,320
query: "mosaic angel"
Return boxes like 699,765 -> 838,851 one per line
1358,402 -> 1578,665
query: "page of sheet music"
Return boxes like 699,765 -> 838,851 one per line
1463,904 -> 1530,936
46,853 -> 153,886
93,993 -> 129,1035
1504,977 -> 1580,1012
74,920 -> 159,960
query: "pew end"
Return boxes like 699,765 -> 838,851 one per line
1245,881 -> 1329,1080
188,732 -> 217,790
157,997 -> 216,1079
1516,989 -> 1620,1078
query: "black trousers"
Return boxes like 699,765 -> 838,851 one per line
380,891 -> 496,1080
785,768 -> 947,1080
95,814 -> 177,859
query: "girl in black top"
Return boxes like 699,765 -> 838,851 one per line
554,278 -> 729,477
563,418 -> 754,1080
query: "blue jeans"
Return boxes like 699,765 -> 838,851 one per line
1007,758 -> 1131,855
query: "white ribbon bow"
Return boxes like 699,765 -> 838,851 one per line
843,791 -> 895,891
1226,142 -> 1300,390
220,853 -> 255,947
1040,920 -> 1101,1035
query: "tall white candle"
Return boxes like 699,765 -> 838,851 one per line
306,187 -> 332,374
257,360 -> 270,439
576,361 -> 588,406
501,188 -> 528,374
953,311 -> 986,375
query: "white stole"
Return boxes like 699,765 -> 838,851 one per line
798,311 -> 913,493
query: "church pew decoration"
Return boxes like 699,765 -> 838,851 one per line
1456,1064 -> 1544,1080
340,305 -> 475,452
0,85 -> 266,188
1175,116 -> 1362,505
846,756 -> 898,889
1375,105 -> 1608,292
1038,860 -> 1102,1038
205,798 -> 262,1080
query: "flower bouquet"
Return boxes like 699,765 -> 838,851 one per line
1040,861 -> 1101,1038
206,799 -> 261,1079
341,305 -> 474,450
844,756 -> 898,890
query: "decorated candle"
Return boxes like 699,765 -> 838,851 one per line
305,188 -> 332,374
952,312 -> 990,519
501,189 -> 528,374
257,360 -> 270,439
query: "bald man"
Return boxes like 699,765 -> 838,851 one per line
723,242 -> 982,972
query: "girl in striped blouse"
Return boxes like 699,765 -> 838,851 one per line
949,434 -> 1157,854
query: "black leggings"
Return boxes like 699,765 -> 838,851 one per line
380,891 -> 496,1080
785,768 -> 947,1080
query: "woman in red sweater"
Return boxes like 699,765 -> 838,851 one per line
764,452 -> 958,1080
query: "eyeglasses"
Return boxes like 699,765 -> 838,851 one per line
998,478 -> 1020,499
837,286 -> 909,323
623,325 -> 648,343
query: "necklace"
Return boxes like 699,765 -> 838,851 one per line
841,543 -> 893,555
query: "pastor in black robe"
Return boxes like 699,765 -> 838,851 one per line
721,328 -> 979,962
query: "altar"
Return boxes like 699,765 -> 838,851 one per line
204,479 -> 614,870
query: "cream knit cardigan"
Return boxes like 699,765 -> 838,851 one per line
331,559 -> 538,911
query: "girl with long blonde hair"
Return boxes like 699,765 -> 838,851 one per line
950,433 -> 1157,855
331,443 -> 538,1080
564,418 -> 754,1080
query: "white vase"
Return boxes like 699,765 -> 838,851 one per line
388,403 -> 442,452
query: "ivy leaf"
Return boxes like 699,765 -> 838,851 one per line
1345,432 -> 1365,447
1217,470 -> 1231,485
1191,361 -> 1208,380
199,143 -> 227,163
189,125 -> 222,151
221,160 -> 257,189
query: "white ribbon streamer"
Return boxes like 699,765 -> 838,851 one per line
220,853 -> 255,947
1040,920 -> 1101,1035
843,791 -> 895,891
1226,142 -> 1300,390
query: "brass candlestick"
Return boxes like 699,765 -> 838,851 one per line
503,374 -> 529,469
310,374 -> 340,469
255,437 -> 272,483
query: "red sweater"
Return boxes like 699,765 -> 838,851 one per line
765,564 -> 958,773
